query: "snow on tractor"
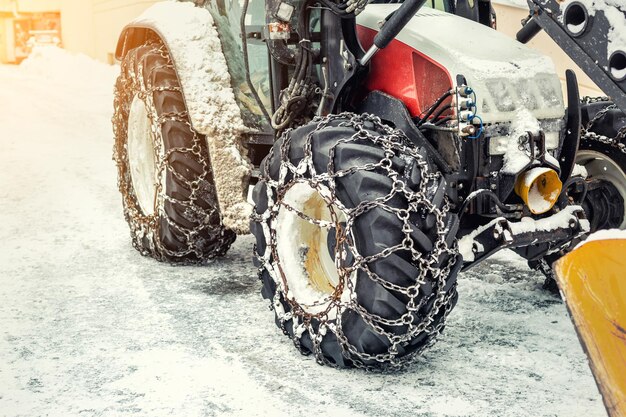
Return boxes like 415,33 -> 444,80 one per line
111,0 -> 626,404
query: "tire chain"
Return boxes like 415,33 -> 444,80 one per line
581,96 -> 626,153
252,112 -> 460,370
112,41 -> 234,263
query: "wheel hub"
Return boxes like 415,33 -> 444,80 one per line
582,181 -> 625,231
274,182 -> 349,317
577,150 -> 626,230
127,95 -> 157,216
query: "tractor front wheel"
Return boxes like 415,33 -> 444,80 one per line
577,141 -> 626,232
577,99 -> 626,231
536,101 -> 626,290
250,113 -> 461,369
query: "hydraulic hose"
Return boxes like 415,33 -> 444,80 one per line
373,0 -> 427,50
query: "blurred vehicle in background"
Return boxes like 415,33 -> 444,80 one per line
26,29 -> 62,52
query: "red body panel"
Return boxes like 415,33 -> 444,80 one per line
356,25 -> 453,118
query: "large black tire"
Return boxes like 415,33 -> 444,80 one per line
113,40 -> 236,263
577,101 -> 626,232
251,113 -> 461,369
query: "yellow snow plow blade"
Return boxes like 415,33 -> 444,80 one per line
554,239 -> 626,417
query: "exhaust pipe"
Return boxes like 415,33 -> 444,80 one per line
514,167 -> 562,214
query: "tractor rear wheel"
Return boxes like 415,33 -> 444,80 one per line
113,40 -> 236,263
250,113 -> 461,369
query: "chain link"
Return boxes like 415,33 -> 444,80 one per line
113,41 -> 234,263
581,97 -> 626,155
253,113 -> 459,369
580,95 -> 611,104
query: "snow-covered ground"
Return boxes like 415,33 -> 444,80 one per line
0,49 -> 607,417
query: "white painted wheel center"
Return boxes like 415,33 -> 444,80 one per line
127,95 -> 157,216
275,182 -> 350,316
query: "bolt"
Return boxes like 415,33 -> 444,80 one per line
461,124 -> 476,135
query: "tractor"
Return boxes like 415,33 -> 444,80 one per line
111,0 -> 626,407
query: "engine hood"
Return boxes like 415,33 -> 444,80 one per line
356,5 -> 566,123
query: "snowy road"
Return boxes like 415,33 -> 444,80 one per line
0,53 -> 607,417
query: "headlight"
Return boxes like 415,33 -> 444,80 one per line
484,76 -> 563,114
516,79 -> 538,111
486,79 -> 516,112
535,76 -> 564,108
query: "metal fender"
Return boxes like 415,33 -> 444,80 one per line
553,236 -> 626,417
115,1 -> 252,234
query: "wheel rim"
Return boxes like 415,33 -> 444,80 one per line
577,149 -> 626,229
127,95 -> 157,216
274,182 -> 348,317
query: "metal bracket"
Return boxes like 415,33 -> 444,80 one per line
460,206 -> 589,271
357,91 -> 451,174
